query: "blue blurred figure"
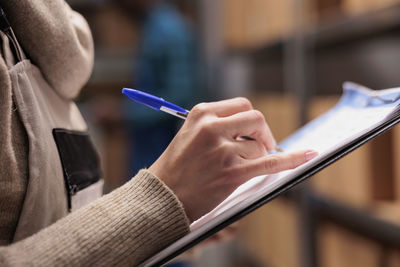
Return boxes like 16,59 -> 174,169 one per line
117,0 -> 199,177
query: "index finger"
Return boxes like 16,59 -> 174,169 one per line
235,150 -> 319,182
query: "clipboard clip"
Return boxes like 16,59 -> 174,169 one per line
366,92 -> 400,106
343,82 -> 400,107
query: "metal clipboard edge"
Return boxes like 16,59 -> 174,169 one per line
144,112 -> 400,267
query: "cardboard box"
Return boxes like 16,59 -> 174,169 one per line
318,223 -> 381,267
343,0 -> 400,15
239,199 -> 301,267
249,94 -> 300,142
313,0 -> 344,20
388,250 -> 400,267
91,4 -> 138,50
223,0 -> 296,49
371,125 -> 400,226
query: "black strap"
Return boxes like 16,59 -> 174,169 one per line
0,6 -> 23,63
0,7 -> 11,33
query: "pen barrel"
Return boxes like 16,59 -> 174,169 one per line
160,106 -> 188,120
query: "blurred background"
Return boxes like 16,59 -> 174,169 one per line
66,0 -> 400,266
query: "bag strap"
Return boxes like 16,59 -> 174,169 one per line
0,7 -> 11,33
0,6 -> 25,64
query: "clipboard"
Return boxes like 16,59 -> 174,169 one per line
141,82 -> 400,266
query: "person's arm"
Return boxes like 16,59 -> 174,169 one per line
0,98 -> 317,265
0,0 -> 94,99
0,170 -> 190,266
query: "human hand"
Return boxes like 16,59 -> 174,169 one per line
149,98 -> 318,222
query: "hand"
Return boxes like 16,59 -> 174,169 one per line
149,98 -> 318,222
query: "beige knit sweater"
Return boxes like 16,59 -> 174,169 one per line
0,1 -> 190,266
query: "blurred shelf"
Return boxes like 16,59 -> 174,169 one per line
310,193 -> 400,248
241,2 -> 400,96
239,3 -> 400,55
285,189 -> 400,267
310,3 -> 400,49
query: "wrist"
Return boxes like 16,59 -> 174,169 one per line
146,167 -> 194,223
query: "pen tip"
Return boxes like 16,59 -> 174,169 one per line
122,88 -> 134,96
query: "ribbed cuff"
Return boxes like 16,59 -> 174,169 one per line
2,169 -> 190,266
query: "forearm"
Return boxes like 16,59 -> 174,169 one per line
0,0 -> 94,99
0,170 -> 190,266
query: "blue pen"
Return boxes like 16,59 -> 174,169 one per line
122,88 -> 283,153
122,88 -> 189,120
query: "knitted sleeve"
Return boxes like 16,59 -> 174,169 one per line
0,170 -> 190,266
0,0 -> 94,99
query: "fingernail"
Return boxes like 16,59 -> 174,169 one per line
305,150 -> 318,161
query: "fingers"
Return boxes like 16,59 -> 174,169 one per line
220,110 -> 277,151
235,140 -> 268,159
236,150 -> 319,181
191,97 -> 253,118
